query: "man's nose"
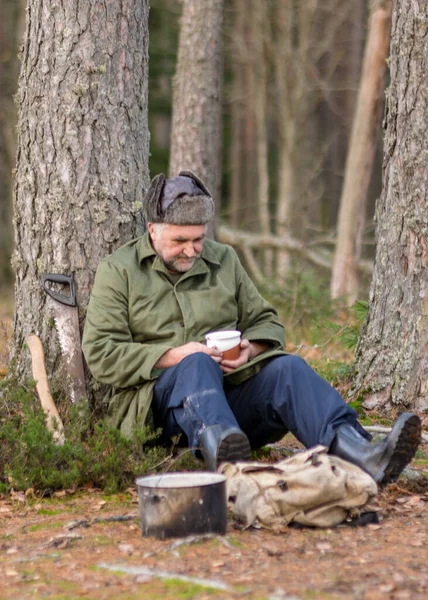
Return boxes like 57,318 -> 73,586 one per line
183,244 -> 196,257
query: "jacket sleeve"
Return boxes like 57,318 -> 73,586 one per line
233,252 -> 286,349
82,259 -> 174,388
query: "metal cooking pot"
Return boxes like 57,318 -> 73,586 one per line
136,472 -> 227,539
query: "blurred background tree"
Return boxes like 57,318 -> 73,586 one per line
0,0 -> 25,286
1,0 -> 383,302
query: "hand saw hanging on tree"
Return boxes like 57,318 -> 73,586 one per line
41,273 -> 87,404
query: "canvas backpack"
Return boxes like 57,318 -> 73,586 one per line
219,445 -> 378,529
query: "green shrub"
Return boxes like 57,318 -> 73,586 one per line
0,377 -> 179,495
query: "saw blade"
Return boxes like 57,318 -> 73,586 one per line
47,296 -> 87,404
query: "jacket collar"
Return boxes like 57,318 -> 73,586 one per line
136,231 -> 221,274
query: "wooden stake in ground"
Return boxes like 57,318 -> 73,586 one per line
26,334 -> 65,445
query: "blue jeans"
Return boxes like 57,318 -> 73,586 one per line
152,353 -> 368,452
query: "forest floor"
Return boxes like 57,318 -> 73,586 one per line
1,295 -> 428,600
1,459 -> 427,600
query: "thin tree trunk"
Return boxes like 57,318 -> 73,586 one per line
13,0 -> 150,383
331,0 -> 392,303
169,0 -> 224,239
355,0 -> 428,413
229,69 -> 244,228
253,0 -> 272,275
229,0 -> 245,228
274,0 -> 294,279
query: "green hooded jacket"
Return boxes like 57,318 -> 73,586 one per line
82,232 -> 287,438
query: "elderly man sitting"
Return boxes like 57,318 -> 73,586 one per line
82,171 -> 421,480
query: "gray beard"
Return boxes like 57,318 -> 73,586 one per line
164,255 -> 200,274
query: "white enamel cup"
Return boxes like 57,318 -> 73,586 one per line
205,330 -> 241,360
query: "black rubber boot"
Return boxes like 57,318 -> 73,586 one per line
329,412 -> 421,484
198,424 -> 251,471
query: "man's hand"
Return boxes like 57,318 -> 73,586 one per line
220,339 -> 269,374
154,342 -> 223,369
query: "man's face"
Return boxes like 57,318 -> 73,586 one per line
148,223 -> 207,273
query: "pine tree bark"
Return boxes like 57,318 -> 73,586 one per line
355,0 -> 428,412
331,0 -> 392,304
12,0 -> 150,382
169,0 -> 224,238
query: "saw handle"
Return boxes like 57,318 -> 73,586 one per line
41,273 -> 77,307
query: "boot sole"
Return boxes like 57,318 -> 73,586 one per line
379,413 -> 422,485
217,432 -> 251,465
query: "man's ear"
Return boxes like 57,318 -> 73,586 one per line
147,222 -> 155,240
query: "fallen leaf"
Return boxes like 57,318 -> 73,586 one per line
407,495 -> 422,506
118,543 -> 134,555
211,560 -> 225,568
5,569 -> 18,577
262,544 -> 284,557
53,490 -> 67,499
135,574 -> 153,584
11,492 -> 26,504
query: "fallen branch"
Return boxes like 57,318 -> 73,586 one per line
97,563 -> 233,592
218,225 -> 373,276
26,334 -> 65,445
365,425 -> 428,443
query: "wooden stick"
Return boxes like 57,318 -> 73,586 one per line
26,334 -> 65,445
97,563 -> 232,592
365,425 -> 428,443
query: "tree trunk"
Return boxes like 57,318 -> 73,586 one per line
0,0 -> 26,284
252,0 -> 272,275
355,0 -> 428,413
331,0 -> 392,303
169,0 -> 224,238
274,0 -> 295,279
12,0 -> 150,384
228,0 -> 245,228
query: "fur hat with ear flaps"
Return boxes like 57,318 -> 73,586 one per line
143,170 -> 214,225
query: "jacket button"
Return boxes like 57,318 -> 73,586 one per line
179,321 -> 185,327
